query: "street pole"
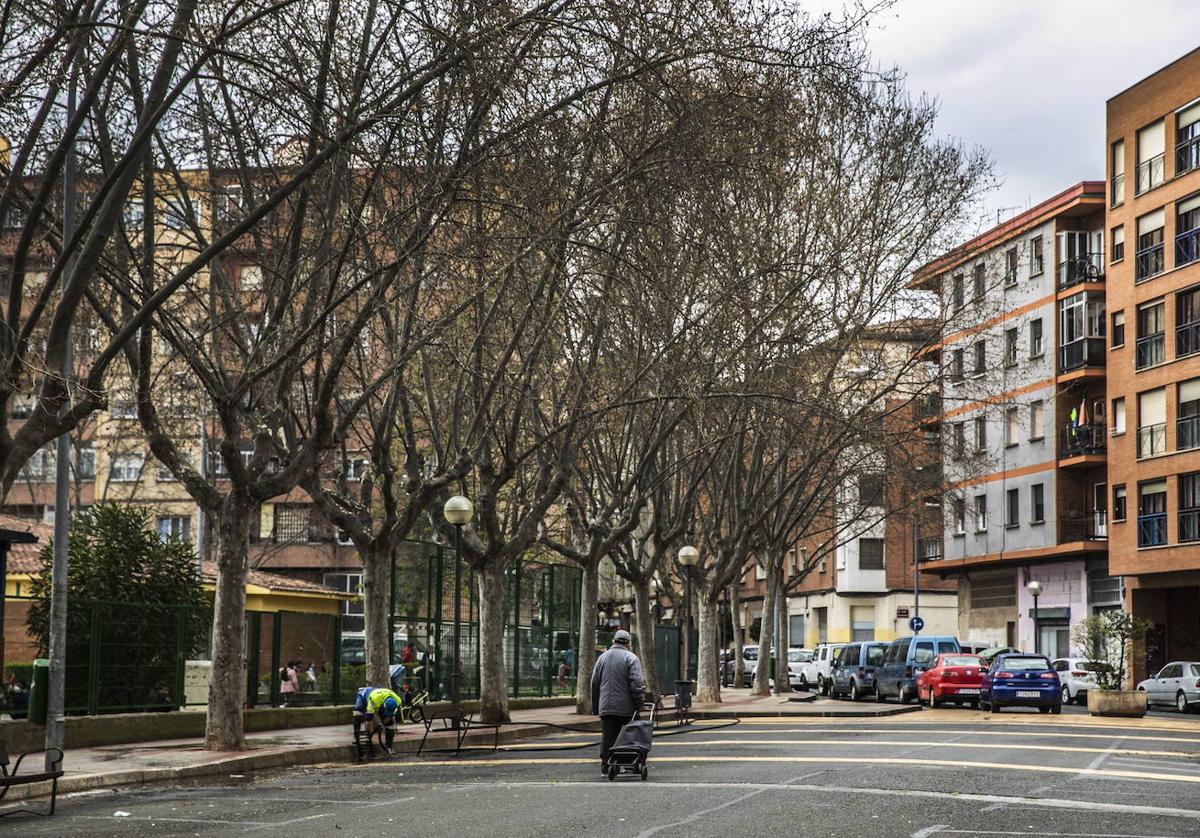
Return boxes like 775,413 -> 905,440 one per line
912,507 -> 920,633
1032,591 -> 1040,655
682,566 -> 691,682
451,522 -> 462,726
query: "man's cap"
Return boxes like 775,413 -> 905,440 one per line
381,696 -> 399,716
613,630 -> 632,645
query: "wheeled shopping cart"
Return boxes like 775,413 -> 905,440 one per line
605,701 -> 657,781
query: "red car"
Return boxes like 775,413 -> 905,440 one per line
916,653 -> 986,708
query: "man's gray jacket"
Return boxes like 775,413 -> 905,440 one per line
590,645 -> 646,717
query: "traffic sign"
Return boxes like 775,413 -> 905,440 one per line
909,615 -> 925,633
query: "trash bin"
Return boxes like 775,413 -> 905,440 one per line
674,679 -> 692,710
28,658 -> 49,725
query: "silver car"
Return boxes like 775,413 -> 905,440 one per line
1136,661 -> 1200,712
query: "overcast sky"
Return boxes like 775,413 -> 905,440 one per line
840,0 -> 1200,234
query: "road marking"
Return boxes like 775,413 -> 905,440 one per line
665,727 -> 1200,745
915,831 -> 1192,838
400,755 -> 1200,784
912,827 -> 949,838
1078,735 -> 1124,780
702,716 -> 1200,733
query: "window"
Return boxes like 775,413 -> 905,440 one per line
1178,287 -> 1200,357
1136,299 -> 1166,369
974,415 -> 987,452
951,422 -> 965,458
342,456 -> 368,481
974,494 -> 988,532
1111,139 -> 1125,206
324,572 -> 364,633
858,538 -> 884,571
1005,488 -> 1019,528
858,473 -> 884,508
1029,400 -> 1045,440
1030,236 -> 1044,276
162,194 -> 190,231
973,341 -> 985,375
1179,379 -> 1200,451
951,274 -> 964,310
1113,485 -> 1127,521
1136,209 -> 1165,281
953,498 -> 966,535
110,452 -> 144,482
1111,310 -> 1125,348
239,263 -> 264,292
1004,328 -> 1018,367
1005,407 -> 1019,446
1058,293 -> 1105,370
1029,318 -> 1044,357
109,400 -> 137,419
1138,388 -> 1167,458
157,516 -> 191,543
1138,479 -> 1167,547
1136,120 -> 1165,194
1004,247 -> 1018,285
950,348 -> 964,382
973,263 -> 985,303
274,505 -> 311,543
1031,483 -> 1045,523
1112,225 -> 1125,263
1112,397 -> 1126,435
75,442 -> 95,480
1176,101 -> 1200,175
18,448 -> 51,481
1180,473 -> 1200,543
214,186 -> 243,226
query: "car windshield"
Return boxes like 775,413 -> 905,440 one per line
788,650 -> 812,663
940,655 -> 982,667
1000,656 -> 1051,671
743,648 -> 758,661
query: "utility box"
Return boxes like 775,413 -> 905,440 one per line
28,658 -> 49,725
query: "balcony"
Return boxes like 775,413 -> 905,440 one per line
1111,172 -> 1125,207
1136,243 -> 1165,281
1138,513 -> 1167,547
1136,153 -> 1165,195
1061,422 -> 1106,459
919,538 -> 942,562
1178,320 -> 1200,357
1058,338 -> 1106,373
1180,509 -> 1200,543
1060,512 -> 1107,542
1179,414 -> 1200,451
1057,252 -> 1104,290
1177,227 -> 1200,268
1135,334 -> 1165,369
1137,422 -> 1167,458
1177,137 -> 1200,177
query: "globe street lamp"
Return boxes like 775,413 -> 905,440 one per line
1027,579 -> 1043,655
677,545 -> 699,684
444,496 -> 473,721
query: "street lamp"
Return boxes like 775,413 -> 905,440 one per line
1027,579 -> 1043,655
443,496 -> 473,722
677,545 -> 699,683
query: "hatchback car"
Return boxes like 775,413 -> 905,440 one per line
829,641 -> 887,700
721,645 -> 760,687
916,653 -> 985,708
981,653 -> 1061,714
1052,658 -> 1109,705
1136,661 -> 1200,712
787,648 -> 814,688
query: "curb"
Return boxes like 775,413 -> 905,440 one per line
692,704 -> 922,719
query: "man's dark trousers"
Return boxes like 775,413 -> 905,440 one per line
600,714 -> 633,768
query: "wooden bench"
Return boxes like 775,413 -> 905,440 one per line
0,744 -> 63,817
417,705 -> 501,756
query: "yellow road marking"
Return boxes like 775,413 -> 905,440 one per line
495,739 -> 1193,758
650,727 -> 1200,745
700,715 -> 1200,733
399,755 -> 1200,783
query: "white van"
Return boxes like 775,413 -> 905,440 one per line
798,643 -> 846,694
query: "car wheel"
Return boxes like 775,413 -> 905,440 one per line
991,702 -> 1002,714
1178,691 -> 1190,714
1050,704 -> 1062,715
850,681 -> 861,701
970,699 -> 979,710
1039,706 -> 1051,714
900,686 -> 914,704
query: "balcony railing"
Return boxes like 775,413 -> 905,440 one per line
1135,334 -> 1165,369
919,538 -> 942,562
1111,172 -> 1125,207
1062,421 -> 1106,457
1179,414 -> 1200,450
1058,337 -> 1106,372
1060,512 -> 1108,542
1136,243 -> 1165,281
1057,252 -> 1104,289
1137,422 -> 1167,458
1180,509 -> 1200,543
1136,153 -> 1165,195
1138,512 -> 1167,547
1177,228 -> 1200,267
1178,137 -> 1200,177
1178,320 -> 1200,357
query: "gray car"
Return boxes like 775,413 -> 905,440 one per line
721,645 -> 760,687
1136,661 -> 1200,712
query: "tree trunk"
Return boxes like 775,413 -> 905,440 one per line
731,583 -> 744,688
574,560 -> 599,714
361,542 -> 391,688
477,559 -> 511,723
632,575 -> 658,698
205,499 -> 252,750
776,580 -> 791,693
752,562 -> 775,696
695,591 -> 721,702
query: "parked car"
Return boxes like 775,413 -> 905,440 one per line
798,643 -> 846,694
1136,661 -> 1200,712
978,645 -> 1020,664
980,653 -> 1061,714
876,636 -> 960,703
959,642 -> 989,656
1053,658 -> 1109,705
721,645 -> 760,687
917,653 -> 985,708
829,641 -> 888,700
787,648 -> 814,689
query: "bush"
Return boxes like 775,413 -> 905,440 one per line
1071,611 -> 1154,691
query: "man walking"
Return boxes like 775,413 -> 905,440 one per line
590,629 -> 646,775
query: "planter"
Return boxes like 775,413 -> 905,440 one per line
1087,689 -> 1148,718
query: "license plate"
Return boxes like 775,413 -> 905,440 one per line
955,688 -> 980,694
1016,690 -> 1040,698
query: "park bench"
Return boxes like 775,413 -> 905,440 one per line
0,744 -> 64,817
417,705 -> 501,756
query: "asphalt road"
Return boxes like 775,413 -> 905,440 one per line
12,707 -> 1200,837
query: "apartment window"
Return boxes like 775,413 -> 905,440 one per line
1005,488 -> 1019,528
1176,194 -> 1200,267
973,263 -> 985,303
109,400 -> 137,419
951,422 -> 965,458
1031,483 -> 1045,524
1111,310 -> 1125,348
953,497 -> 966,535
1176,101 -> 1200,176
974,494 -> 988,532
1112,397 -> 1126,435
858,473 -> 884,508
157,516 -> 191,543
1137,387 -> 1167,458
1179,379 -> 1200,451
1181,473 -> 1200,542
951,274 -> 964,310
1004,247 -> 1018,286
76,442 -> 95,480
1059,293 -> 1105,371
1003,328 -> 1018,367
1178,287 -> 1200,357
1029,236 -> 1044,276
974,415 -> 987,452
239,263 -> 264,292
950,348 -> 964,382
1136,209 -> 1165,281
1005,407 -> 1019,447
1137,479 -> 1167,547
342,456 -> 368,481
1029,400 -> 1045,441
1111,139 -> 1125,206
1112,225 -> 1125,263
109,452 -> 145,483
214,186 -> 243,226
274,505 -> 311,543
1136,299 -> 1166,369
1029,318 -> 1043,357
858,538 -> 884,571
162,194 -> 190,231
1113,484 -> 1127,522
18,448 -> 50,481
1136,120 -> 1165,195
973,341 -> 986,375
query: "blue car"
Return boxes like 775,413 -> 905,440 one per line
981,653 -> 1062,714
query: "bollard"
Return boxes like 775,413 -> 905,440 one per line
28,657 -> 49,725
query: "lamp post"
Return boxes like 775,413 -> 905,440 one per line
443,496 -> 473,724
677,546 -> 699,683
1027,579 -> 1043,655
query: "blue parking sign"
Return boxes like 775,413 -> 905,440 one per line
909,615 -> 924,633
